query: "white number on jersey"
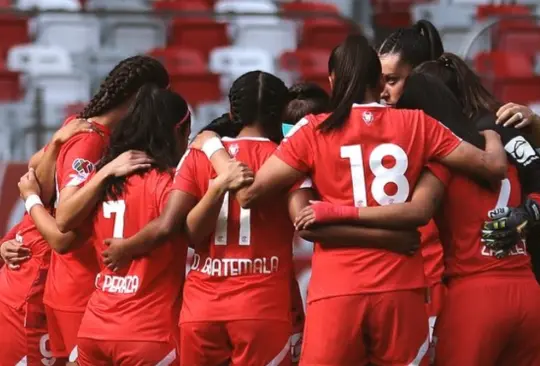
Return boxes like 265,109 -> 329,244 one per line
214,192 -> 251,246
103,200 -> 126,238
341,144 -> 410,207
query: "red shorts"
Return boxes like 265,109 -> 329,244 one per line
45,305 -> 84,359
0,300 -> 60,366
302,290 -> 430,366
180,320 -> 292,366
434,275 -> 540,366
77,338 -> 178,366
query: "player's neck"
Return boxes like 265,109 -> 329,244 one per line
87,109 -> 124,129
237,125 -> 266,139
361,90 -> 379,105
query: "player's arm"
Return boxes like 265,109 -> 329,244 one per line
55,150 -> 153,233
295,169 -> 445,231
33,119 -> 94,204
185,160 -> 253,247
288,187 -> 420,255
28,148 -> 44,170
18,169 -> 78,253
102,190 -> 197,270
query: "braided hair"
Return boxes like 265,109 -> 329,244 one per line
378,20 -> 444,68
202,71 -> 289,143
79,55 -> 169,119
97,84 -> 190,201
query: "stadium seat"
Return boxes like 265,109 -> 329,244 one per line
169,72 -> 221,108
209,46 -> 274,92
0,71 -> 22,101
475,52 -> 540,106
475,51 -> 533,78
215,0 -> 280,37
281,1 -> 340,17
299,18 -> 355,50
33,14 -> 101,53
233,22 -> 297,58
26,72 -> 91,106
102,15 -> 166,54
149,47 -> 208,73
280,48 -> 330,92
87,47 -> 132,89
16,0 -> 81,10
193,99 -> 229,136
168,16 -> 229,60
7,44 -> 74,75
0,14 -> 29,62
86,0 -> 149,10
372,0 -> 431,28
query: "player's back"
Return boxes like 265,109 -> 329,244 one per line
78,169 -> 185,342
431,164 -> 532,280
178,137 -> 295,324
277,103 -> 461,301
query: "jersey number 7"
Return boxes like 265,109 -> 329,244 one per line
103,200 -> 126,239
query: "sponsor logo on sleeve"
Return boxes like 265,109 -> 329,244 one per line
504,136 -> 539,167
66,158 -> 95,187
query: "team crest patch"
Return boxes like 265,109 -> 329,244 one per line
228,143 -> 239,158
67,158 -> 95,187
362,111 -> 374,124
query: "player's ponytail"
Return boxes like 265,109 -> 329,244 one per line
415,53 -> 501,119
396,72 -> 484,148
97,84 -> 190,200
378,20 -> 444,68
319,34 -> 381,132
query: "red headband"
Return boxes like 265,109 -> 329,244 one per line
176,109 -> 191,129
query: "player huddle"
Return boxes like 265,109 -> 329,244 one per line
1,20 -> 540,366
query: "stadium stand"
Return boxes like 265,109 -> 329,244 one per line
0,0 -> 538,159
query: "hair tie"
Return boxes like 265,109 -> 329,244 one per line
439,56 -> 453,69
176,109 -> 191,129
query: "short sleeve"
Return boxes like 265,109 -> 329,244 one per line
426,162 -> 452,187
57,132 -> 106,190
289,177 -> 313,194
422,113 -> 462,160
172,149 -> 203,199
274,116 -> 315,173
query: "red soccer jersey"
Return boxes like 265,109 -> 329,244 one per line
429,163 -> 532,279
78,170 -> 186,342
174,137 -> 308,323
43,120 -> 109,312
0,214 -> 50,310
274,103 -> 462,301
420,220 -> 444,286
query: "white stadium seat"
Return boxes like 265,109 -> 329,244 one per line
33,14 -> 101,53
16,0 -> 81,10
7,44 -> 74,76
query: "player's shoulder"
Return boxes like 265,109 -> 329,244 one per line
142,168 -> 174,194
222,137 -> 277,156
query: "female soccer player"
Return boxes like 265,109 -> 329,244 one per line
296,72 -> 540,366
6,55 -> 168,364
377,19 -> 449,329
416,53 -> 540,280
191,35 -> 509,365
20,85 -> 214,365
0,120 -> 93,366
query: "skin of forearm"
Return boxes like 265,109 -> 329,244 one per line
56,167 -> 112,233
299,226 -> 410,251
34,141 -> 61,205
185,181 -> 227,247
29,205 -> 76,254
482,134 -> 507,182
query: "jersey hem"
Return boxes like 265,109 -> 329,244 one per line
307,284 -> 426,303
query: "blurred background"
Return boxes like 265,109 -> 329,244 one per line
0,0 -> 539,304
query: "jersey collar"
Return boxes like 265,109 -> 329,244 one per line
352,102 -> 386,108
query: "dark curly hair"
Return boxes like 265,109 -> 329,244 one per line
79,55 -> 169,119
97,84 -> 190,200
378,20 -> 444,69
202,71 -> 289,143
